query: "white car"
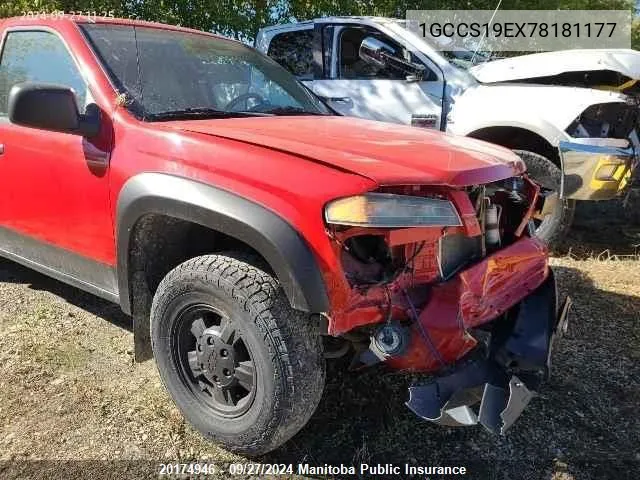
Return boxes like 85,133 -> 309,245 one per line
256,17 -> 639,248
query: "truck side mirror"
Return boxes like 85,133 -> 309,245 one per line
359,36 -> 395,68
359,36 -> 426,80
8,82 -> 100,138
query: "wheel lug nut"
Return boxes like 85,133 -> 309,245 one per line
223,368 -> 231,376
213,375 -> 219,382
207,337 -> 215,345
220,349 -> 228,357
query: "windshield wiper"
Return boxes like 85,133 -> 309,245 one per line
255,106 -> 329,116
146,107 -> 265,121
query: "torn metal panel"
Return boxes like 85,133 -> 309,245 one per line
387,236 -> 549,372
405,272 -> 570,434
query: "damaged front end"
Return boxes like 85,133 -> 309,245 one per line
405,271 -> 571,434
323,175 -> 570,434
561,101 -> 639,201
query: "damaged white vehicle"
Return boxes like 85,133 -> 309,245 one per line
256,18 -> 639,248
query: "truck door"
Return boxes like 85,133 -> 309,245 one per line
309,23 -> 445,129
0,28 -> 116,294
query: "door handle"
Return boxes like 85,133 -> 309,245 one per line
0,144 -> 4,155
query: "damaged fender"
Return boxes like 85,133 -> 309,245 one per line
386,235 -> 550,372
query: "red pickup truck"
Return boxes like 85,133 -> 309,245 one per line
0,16 -> 568,455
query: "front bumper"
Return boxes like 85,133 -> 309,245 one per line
559,137 -> 638,200
405,271 -> 571,434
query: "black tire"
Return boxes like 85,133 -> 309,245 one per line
150,253 -> 325,455
514,150 -> 576,251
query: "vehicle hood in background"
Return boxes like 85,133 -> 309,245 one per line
161,116 -> 525,186
469,49 -> 640,84
450,83 -> 630,136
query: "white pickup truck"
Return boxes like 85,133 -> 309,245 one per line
256,17 -> 639,248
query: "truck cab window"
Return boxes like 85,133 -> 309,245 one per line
0,30 -> 87,116
267,30 -> 314,80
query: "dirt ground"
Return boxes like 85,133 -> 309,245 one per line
0,196 -> 638,480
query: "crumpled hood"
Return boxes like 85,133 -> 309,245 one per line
161,116 -> 525,186
469,49 -> 640,84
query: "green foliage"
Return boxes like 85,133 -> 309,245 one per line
1,0 -> 637,48
633,17 -> 640,48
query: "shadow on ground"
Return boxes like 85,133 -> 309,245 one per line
0,259 -> 131,333
561,189 -> 640,257
266,265 -> 640,480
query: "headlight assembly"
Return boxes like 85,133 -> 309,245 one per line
324,193 -> 461,228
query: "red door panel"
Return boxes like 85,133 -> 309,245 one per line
0,121 -> 114,264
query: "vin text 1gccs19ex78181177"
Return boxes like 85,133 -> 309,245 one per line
0,15 -> 569,455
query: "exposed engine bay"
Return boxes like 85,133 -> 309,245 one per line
325,175 -> 541,366
514,69 -> 640,97
566,101 -> 639,139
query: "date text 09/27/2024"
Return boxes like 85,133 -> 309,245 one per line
159,463 -> 468,476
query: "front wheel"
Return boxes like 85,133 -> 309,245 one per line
514,150 -> 576,251
150,253 -> 325,455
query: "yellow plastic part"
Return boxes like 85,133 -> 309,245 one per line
590,156 -> 631,192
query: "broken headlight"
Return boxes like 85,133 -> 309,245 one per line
324,192 -> 461,227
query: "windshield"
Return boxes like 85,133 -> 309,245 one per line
81,24 -> 330,120
440,49 -> 493,70
387,18 -> 495,71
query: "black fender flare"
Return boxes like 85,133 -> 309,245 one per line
116,172 -> 330,315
